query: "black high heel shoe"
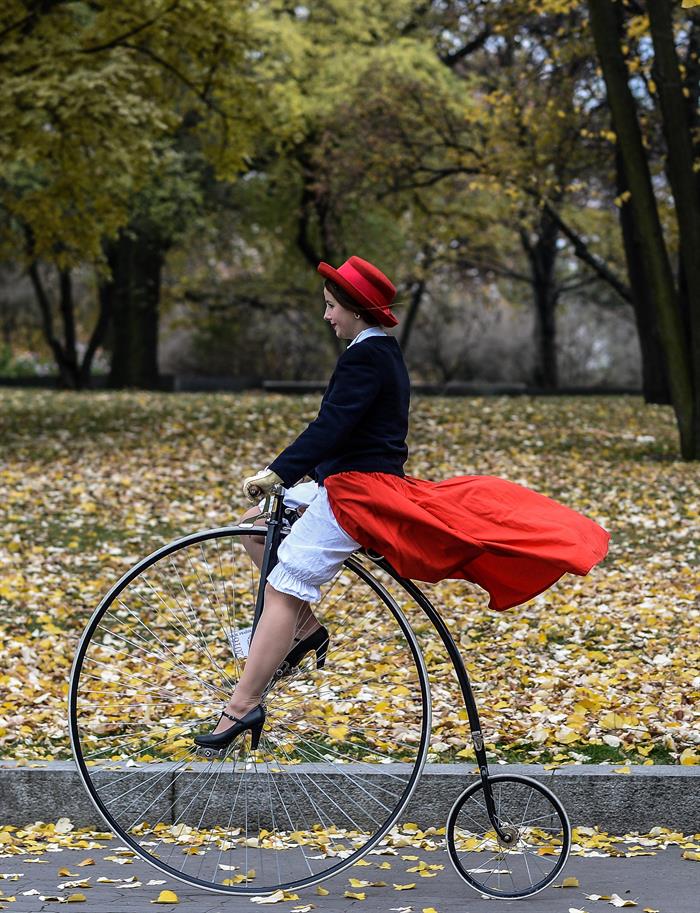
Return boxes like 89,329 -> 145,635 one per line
275,625 -> 330,679
193,703 -> 265,757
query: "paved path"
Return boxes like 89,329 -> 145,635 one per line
1,841 -> 694,912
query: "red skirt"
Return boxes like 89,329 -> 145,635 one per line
324,471 -> 611,612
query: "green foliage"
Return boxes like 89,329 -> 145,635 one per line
0,0 -> 268,266
0,343 -> 52,377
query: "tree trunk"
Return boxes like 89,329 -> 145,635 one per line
588,0 -> 695,457
647,0 -> 700,451
520,209 -> 559,389
27,262 -> 83,389
81,267 -> 114,388
615,144 -> 670,404
57,270 -> 79,385
295,148 -> 343,357
107,229 -> 164,389
399,278 -> 426,354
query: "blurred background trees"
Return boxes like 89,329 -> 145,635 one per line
1,0 -> 698,456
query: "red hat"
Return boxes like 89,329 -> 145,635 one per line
318,256 -> 398,327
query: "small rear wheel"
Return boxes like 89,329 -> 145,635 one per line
446,774 -> 570,898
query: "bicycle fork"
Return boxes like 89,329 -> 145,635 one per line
249,485 -> 287,637
377,571 -> 516,847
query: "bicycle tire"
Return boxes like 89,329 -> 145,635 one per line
68,525 -> 431,895
446,773 -> 571,898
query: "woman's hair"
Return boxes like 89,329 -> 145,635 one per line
324,279 -> 380,326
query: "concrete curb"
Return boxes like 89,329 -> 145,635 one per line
1,761 -> 697,832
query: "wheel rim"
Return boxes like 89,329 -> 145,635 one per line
446,774 -> 571,898
69,527 -> 431,894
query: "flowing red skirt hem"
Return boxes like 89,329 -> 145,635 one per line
324,471 -> 610,611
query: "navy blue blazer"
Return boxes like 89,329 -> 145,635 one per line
269,335 -> 410,488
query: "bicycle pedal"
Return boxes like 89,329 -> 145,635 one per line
195,745 -> 226,760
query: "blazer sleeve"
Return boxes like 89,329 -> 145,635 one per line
268,343 -> 382,487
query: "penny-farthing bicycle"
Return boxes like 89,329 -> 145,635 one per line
69,484 -> 571,899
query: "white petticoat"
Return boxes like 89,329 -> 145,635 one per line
261,481 -> 360,602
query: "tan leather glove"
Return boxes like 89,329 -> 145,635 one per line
242,467 -> 284,502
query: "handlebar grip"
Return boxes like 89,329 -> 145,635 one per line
248,484 -> 263,500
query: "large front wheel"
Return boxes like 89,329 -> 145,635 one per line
446,774 -> 571,898
68,527 -> 431,895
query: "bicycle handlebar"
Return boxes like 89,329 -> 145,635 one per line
248,482 -> 286,508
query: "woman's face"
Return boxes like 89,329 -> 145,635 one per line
323,289 -> 368,340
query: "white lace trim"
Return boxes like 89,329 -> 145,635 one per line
267,563 -> 321,602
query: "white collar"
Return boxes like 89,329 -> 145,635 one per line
348,326 -> 388,347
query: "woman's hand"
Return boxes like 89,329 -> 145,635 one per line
242,468 -> 284,502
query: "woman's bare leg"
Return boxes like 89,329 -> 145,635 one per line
211,505 -> 324,733
239,505 -> 321,641
212,583 -> 305,732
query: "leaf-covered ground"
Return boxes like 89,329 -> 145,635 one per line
0,818 -> 698,908
0,390 -> 698,765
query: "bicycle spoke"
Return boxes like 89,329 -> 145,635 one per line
269,723 -> 398,829
448,776 -> 569,899
70,530 -> 430,896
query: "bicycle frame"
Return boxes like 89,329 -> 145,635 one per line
245,484 -> 511,844
248,487 -> 287,636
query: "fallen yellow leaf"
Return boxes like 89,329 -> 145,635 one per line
151,889 -> 179,904
679,748 -> 699,765
600,712 -> 629,729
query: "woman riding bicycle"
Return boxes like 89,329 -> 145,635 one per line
194,255 -> 610,752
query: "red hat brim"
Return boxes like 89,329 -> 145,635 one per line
318,261 -> 399,327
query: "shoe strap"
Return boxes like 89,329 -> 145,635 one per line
293,627 -> 324,643
221,709 -> 244,724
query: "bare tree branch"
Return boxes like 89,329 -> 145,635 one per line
542,202 -> 632,303
27,261 -> 70,374
454,254 -> 532,284
77,1 -> 181,54
440,27 -> 492,68
122,40 -> 228,121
